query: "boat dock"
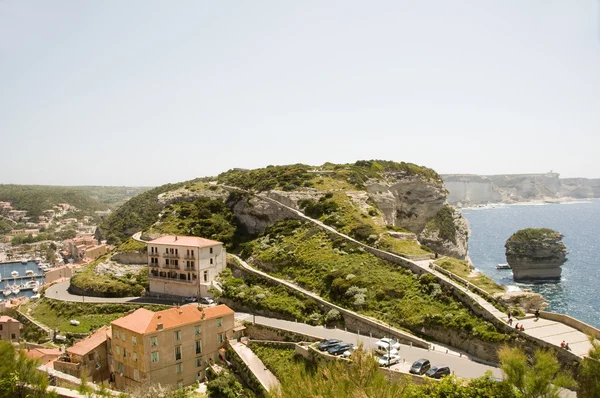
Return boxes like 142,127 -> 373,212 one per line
1,274 -> 44,281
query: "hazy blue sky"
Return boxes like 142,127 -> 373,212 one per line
1,1 -> 599,186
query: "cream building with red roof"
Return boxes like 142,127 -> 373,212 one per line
108,304 -> 235,391
147,235 -> 226,298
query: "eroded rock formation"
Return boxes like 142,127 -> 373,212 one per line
505,228 -> 567,282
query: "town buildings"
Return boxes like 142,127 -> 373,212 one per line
55,326 -> 110,382
0,315 -> 22,342
63,237 -> 109,261
147,235 -> 226,298
108,304 -> 235,391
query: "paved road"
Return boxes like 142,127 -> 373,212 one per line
235,312 -> 502,380
230,340 -> 280,392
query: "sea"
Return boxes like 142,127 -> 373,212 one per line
462,199 -> 600,328
0,260 -> 46,300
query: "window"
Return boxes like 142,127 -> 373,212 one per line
210,258 -> 213,265
195,371 -> 202,381
196,357 -> 202,367
195,340 -> 202,354
176,363 -> 183,374
121,331 -> 125,341
217,318 -> 222,327
210,247 -> 213,254
194,326 -> 201,336
151,352 -> 159,362
123,348 -> 127,358
117,362 -> 124,374
134,369 -> 139,381
0,325 -> 3,330
175,345 -> 182,361
217,333 -> 223,343
88,353 -> 95,361
175,259 -> 179,266
175,249 -> 178,255
113,329 -> 118,339
132,336 -> 136,346
174,330 -> 181,341
116,346 -> 120,356
151,336 -> 158,346
133,352 -> 138,362
10,333 -> 15,340
203,271 -> 208,282
177,381 -> 183,390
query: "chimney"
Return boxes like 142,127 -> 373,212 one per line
178,309 -> 183,314
157,314 -> 162,319
175,236 -> 178,241
157,323 -> 163,330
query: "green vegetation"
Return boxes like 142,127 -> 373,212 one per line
434,257 -> 505,295
70,256 -> 148,297
241,220 -> 506,342
219,268 -> 325,323
376,235 -> 433,257
149,197 -> 239,247
0,217 -> 13,234
10,228 -> 76,246
24,299 -> 169,334
506,228 -> 563,243
0,184 -> 147,219
0,340 -> 57,398
218,164 -> 314,192
425,204 -> 457,243
344,160 -> 443,188
117,237 -> 148,253
206,371 -> 249,398
578,338 -> 600,398
498,345 -> 576,397
251,344 -> 516,398
97,181 -> 191,244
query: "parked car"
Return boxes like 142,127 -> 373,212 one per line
378,354 -> 401,367
374,338 -> 401,355
317,339 -> 343,351
328,343 -> 354,356
425,365 -> 451,379
184,296 -> 197,303
409,358 -> 431,375
199,297 -> 214,305
342,345 -> 358,358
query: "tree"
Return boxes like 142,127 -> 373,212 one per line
207,371 -> 246,398
578,338 -> 600,398
0,341 -> 56,398
498,346 -> 576,398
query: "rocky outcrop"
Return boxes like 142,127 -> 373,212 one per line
230,194 -> 300,235
505,228 -> 567,282
365,175 -> 447,234
494,290 -> 549,312
443,173 -> 600,206
111,251 -> 147,265
419,205 -> 470,260
157,185 -> 229,206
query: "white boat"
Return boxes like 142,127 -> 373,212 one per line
25,270 -> 35,277
35,258 -> 42,264
11,285 -> 20,295
11,271 -> 18,277
496,263 -> 511,270
2,285 -> 12,296
30,293 -> 41,300
40,266 -> 48,272
21,259 -> 27,264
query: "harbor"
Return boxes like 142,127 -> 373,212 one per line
0,260 -> 46,299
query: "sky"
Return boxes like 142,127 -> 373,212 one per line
1,1 -> 599,186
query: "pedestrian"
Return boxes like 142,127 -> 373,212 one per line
515,323 -> 519,330
520,325 -> 524,331
508,317 -> 513,326
560,340 -> 565,348
565,343 -> 570,351
535,309 -> 540,320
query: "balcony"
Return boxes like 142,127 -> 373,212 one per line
149,263 -> 159,267
184,255 -> 195,260
149,273 -> 195,284
149,252 -> 159,257
163,253 -> 179,259
184,266 -> 196,271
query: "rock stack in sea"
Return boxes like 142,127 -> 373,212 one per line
505,228 -> 567,282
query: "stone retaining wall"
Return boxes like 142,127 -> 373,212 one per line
244,323 -> 320,342
540,311 -> 600,340
111,251 -> 147,264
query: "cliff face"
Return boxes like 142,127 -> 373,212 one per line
365,174 -> 448,234
505,228 -> 567,282
442,173 -> 600,206
419,205 -> 470,260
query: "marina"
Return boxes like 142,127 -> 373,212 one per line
0,260 -> 46,299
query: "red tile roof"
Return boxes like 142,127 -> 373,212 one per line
111,304 -> 234,335
0,316 -> 19,323
26,348 -> 62,362
67,326 -> 109,356
149,235 -> 222,248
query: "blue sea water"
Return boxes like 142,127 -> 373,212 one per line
0,261 -> 46,300
462,200 -> 600,328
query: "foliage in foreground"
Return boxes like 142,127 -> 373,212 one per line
575,338 -> 600,398
207,371 -> 252,398
498,345 -> 577,398
0,340 -> 57,398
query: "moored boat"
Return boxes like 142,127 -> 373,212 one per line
496,263 -> 511,270
11,284 -> 20,295
11,270 -> 18,277
25,270 -> 35,277
2,285 -> 12,296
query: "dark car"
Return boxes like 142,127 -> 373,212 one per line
409,358 -> 431,375
183,296 -> 197,303
425,365 -> 451,379
327,343 -> 354,356
317,339 -> 342,351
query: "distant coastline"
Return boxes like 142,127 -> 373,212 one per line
459,197 -> 596,210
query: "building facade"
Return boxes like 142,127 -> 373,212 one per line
54,326 -> 110,382
147,235 -> 226,298
108,304 -> 235,391
0,316 -> 21,342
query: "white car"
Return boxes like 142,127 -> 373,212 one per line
374,338 -> 401,355
341,345 -> 358,358
378,354 -> 401,367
